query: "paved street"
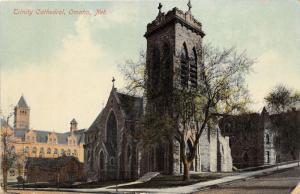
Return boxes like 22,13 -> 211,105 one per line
6,163 -> 300,194
194,167 -> 300,194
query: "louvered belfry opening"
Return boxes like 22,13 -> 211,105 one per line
190,47 -> 198,88
180,43 -> 189,88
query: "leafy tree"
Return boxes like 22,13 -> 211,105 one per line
271,111 -> 300,160
265,84 -> 300,113
119,45 -> 253,181
265,85 -> 300,160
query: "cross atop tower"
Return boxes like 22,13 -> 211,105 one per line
112,76 -> 116,88
187,0 -> 192,12
158,2 -> 163,14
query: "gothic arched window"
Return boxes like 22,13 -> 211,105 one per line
190,47 -> 197,88
162,43 -> 172,92
151,47 -> 161,88
47,148 -> 51,154
100,151 -> 104,170
266,134 -> 270,144
54,148 -> 58,154
127,145 -> 131,162
180,43 -> 189,88
106,111 -> 117,156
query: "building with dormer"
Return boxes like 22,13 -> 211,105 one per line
3,96 -> 85,180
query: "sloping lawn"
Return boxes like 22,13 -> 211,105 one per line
119,172 -> 236,188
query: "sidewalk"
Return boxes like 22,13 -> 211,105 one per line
13,162 -> 300,194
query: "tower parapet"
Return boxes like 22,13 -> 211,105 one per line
145,7 -> 205,38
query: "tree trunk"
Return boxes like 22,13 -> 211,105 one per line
2,165 -> 7,192
183,160 -> 190,182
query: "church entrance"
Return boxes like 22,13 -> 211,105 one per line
156,145 -> 165,172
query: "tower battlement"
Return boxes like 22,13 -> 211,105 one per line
145,7 -> 205,38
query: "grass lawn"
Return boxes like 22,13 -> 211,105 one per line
118,172 -> 237,188
9,180 -> 130,189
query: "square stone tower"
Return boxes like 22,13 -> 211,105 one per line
145,4 -> 205,106
144,3 -> 205,174
14,95 -> 30,129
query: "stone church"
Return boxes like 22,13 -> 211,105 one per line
84,3 -> 232,181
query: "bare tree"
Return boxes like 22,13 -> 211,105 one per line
118,50 -> 146,96
170,45 -> 253,181
119,44 -> 253,181
1,113 -> 18,192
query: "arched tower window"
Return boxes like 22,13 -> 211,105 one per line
106,111 -> 117,156
190,47 -> 197,88
127,145 -> 131,162
266,134 -> 270,144
180,43 -> 189,88
151,47 -> 161,88
100,151 -> 104,170
162,43 -> 172,92
186,139 -> 193,155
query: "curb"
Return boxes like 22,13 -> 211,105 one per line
292,182 -> 300,194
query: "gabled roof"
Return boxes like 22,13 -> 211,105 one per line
86,89 -> 143,134
17,96 -> 29,108
13,128 -> 86,144
116,92 -> 143,120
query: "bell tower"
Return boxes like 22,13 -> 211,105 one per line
144,2 -> 205,174
14,95 -> 30,129
145,2 -> 205,112
70,118 -> 78,133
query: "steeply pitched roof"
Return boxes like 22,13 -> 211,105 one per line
13,128 -> 86,144
116,92 -> 143,120
86,89 -> 143,134
70,118 -> 77,124
17,96 -> 29,108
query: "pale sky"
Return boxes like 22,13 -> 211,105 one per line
1,0 -> 299,132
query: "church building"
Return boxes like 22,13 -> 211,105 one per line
84,2 -> 232,181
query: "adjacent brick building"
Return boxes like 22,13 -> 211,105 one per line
25,156 -> 84,183
219,108 -> 300,169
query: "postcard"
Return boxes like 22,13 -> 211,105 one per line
1,1 -> 300,193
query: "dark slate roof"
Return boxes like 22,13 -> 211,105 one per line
116,92 -> 143,120
17,96 -> 29,108
13,128 -> 86,144
70,118 -> 77,124
86,90 -> 143,134
87,110 -> 103,133
14,128 -> 28,140
63,129 -> 86,144
26,156 -> 81,169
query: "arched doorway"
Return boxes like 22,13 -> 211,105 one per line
100,151 -> 104,170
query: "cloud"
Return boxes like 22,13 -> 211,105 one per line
2,15 -> 124,131
247,49 -> 300,111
